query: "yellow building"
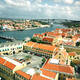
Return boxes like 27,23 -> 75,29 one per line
0,41 -> 24,55
0,56 -> 26,80
24,41 -> 59,58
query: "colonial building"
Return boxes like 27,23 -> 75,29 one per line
0,41 -> 24,55
24,41 -> 59,58
42,37 -> 54,45
33,33 -> 44,41
42,58 -> 75,80
15,70 -> 31,80
53,45 -> 69,65
0,56 -> 26,80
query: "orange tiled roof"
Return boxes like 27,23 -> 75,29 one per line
26,41 -> 35,47
56,28 -> 71,32
32,74 -> 50,80
33,33 -> 43,38
37,44 -> 55,51
16,70 -> 31,80
0,57 -> 6,65
43,60 -> 74,75
40,68 -> 57,79
47,32 -> 60,37
0,57 -> 16,70
4,61 -> 15,70
46,32 -> 67,37
75,34 -> 80,37
61,29 -> 71,32
26,41 -> 57,52
42,37 -> 54,43
68,52 -> 76,56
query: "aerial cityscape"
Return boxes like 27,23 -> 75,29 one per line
0,0 -> 80,80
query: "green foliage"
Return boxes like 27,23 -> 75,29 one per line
76,42 -> 80,47
25,55 -> 31,60
30,37 -> 37,42
38,21 -> 48,25
37,40 -> 47,44
62,21 -> 80,28
42,58 -> 46,63
70,61 -> 76,67
32,25 -> 38,27
66,36 -> 72,38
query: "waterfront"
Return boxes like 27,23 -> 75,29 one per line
0,24 -> 66,42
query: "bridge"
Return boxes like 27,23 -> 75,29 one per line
0,35 -> 16,41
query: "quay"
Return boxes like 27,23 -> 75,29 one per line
0,35 -> 16,41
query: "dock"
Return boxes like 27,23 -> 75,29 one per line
0,35 -> 16,41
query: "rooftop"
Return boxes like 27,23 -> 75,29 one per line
26,41 -> 57,52
0,40 -> 24,48
0,57 -> 16,70
32,74 -> 50,80
16,70 -> 31,80
2,56 -> 22,66
68,52 -> 76,56
40,68 -> 57,79
43,60 -> 74,75
42,37 -> 54,43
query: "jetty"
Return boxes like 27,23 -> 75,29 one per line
0,35 -> 16,41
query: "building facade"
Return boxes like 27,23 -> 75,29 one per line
0,41 -> 24,55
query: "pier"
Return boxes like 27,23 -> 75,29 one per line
0,35 -> 16,41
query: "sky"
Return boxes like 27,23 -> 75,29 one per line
0,0 -> 80,20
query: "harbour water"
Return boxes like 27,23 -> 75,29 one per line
0,24 -> 66,42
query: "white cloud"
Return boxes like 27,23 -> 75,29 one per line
53,0 -> 62,3
75,1 -> 80,5
64,0 -> 74,4
5,0 -> 31,7
0,0 -> 79,20
53,0 -> 74,4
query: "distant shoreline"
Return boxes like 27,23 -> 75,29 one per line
0,26 -> 51,32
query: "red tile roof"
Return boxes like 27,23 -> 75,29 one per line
47,32 -> 60,37
45,32 -> 67,37
40,68 -> 57,79
4,61 -> 16,70
32,74 -> 50,80
16,70 -> 31,80
26,41 -> 57,52
0,57 -> 16,70
56,28 -> 71,32
0,57 -> 6,65
26,41 -> 35,47
33,33 -> 43,38
75,34 -> 80,37
43,60 -> 74,75
68,52 -> 76,56
42,37 -> 54,43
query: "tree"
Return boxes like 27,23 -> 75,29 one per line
42,58 -> 46,63
76,42 -> 80,47
25,55 -> 31,60
30,37 -> 37,42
